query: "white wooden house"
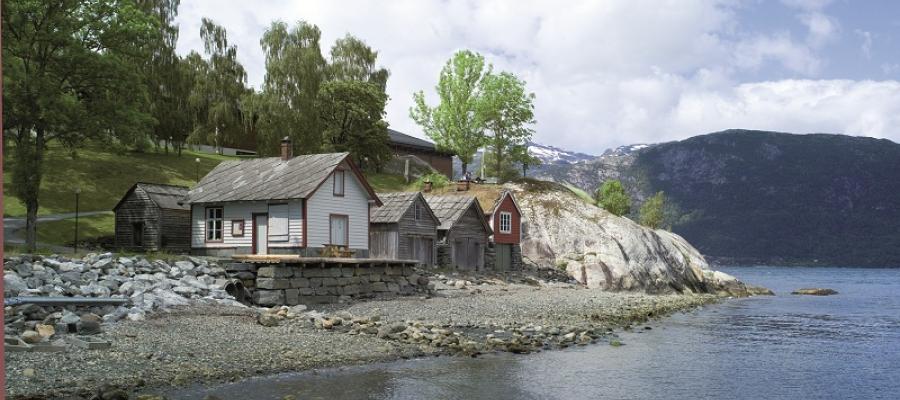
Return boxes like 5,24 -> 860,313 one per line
186,143 -> 381,257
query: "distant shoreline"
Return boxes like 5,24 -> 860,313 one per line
708,257 -> 900,268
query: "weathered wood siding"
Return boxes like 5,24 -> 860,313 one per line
490,194 -> 522,245
159,208 -> 191,252
306,160 -> 370,250
115,187 -> 161,251
396,196 -> 438,262
369,225 -> 399,259
446,205 -> 488,269
191,200 -> 304,250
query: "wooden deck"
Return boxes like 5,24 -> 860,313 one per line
230,254 -> 420,265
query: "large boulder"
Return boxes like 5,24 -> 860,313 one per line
514,181 -> 757,295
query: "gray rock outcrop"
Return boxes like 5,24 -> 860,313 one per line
513,181 -> 755,295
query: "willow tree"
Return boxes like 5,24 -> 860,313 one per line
187,18 -> 249,154
410,50 -> 491,175
137,0 -> 192,154
2,0 -> 156,251
255,21 -> 327,155
328,34 -> 389,91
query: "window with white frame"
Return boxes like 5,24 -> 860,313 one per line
206,207 -> 223,241
499,211 -> 512,234
414,203 -> 422,220
333,170 -> 345,196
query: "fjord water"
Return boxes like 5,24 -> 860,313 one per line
169,266 -> 900,400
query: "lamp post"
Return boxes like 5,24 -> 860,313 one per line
195,157 -> 201,182
74,187 -> 81,254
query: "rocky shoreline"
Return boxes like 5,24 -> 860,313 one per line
4,256 -> 722,400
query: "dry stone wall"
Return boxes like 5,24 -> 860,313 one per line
235,263 -> 432,306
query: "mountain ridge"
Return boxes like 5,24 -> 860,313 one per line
528,129 -> 900,266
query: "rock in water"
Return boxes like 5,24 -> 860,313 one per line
791,288 -> 838,296
514,182 -> 757,295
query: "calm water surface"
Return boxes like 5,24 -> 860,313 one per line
166,266 -> 900,399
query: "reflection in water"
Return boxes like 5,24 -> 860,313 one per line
165,267 -> 900,400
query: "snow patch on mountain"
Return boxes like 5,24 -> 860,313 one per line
527,142 -> 596,165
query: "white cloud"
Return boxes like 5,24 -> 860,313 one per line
174,0 -> 900,154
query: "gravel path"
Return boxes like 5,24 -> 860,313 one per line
4,284 -> 717,399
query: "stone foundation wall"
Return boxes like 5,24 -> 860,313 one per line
233,263 -> 431,306
484,243 -> 524,271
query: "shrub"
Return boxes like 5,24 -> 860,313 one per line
639,191 -> 666,229
414,172 -> 451,191
595,180 -> 631,216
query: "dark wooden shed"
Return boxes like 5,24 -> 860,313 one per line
370,192 -> 440,266
424,194 -> 493,270
113,183 -> 190,252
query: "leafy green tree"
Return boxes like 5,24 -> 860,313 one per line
596,180 -> 632,217
255,21 -> 327,155
187,18 -> 249,153
3,0 -> 157,251
317,80 -> 391,169
482,149 -> 521,182
510,143 -> 541,177
640,191 -> 667,229
410,50 -> 490,176
479,71 -> 535,182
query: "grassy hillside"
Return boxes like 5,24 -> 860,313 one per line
3,143 -> 236,217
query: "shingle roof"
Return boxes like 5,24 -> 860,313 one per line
388,129 -> 438,151
370,192 -> 418,223
424,194 -> 491,233
186,152 -> 380,205
113,183 -> 190,211
371,192 -> 440,224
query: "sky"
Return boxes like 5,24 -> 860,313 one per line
175,0 -> 900,155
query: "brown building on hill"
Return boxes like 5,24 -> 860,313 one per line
388,129 -> 454,179
113,183 -> 191,252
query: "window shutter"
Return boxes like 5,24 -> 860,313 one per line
269,204 -> 289,241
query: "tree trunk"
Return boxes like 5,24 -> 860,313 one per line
23,129 -> 45,252
496,146 -> 503,183
461,160 -> 468,178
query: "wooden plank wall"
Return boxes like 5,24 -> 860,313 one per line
369,227 -> 399,259
396,196 -> 438,261
115,187 -> 161,251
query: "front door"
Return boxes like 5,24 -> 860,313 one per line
496,243 -> 512,271
253,214 -> 268,255
410,237 -> 434,266
330,214 -> 349,246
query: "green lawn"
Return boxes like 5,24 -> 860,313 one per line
366,172 -> 415,193
35,212 -> 115,246
3,142 -> 236,217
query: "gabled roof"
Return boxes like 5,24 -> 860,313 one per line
113,183 -> 190,211
486,190 -> 522,216
186,152 -> 381,205
370,192 -> 440,224
424,194 -> 492,233
388,129 -> 436,151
